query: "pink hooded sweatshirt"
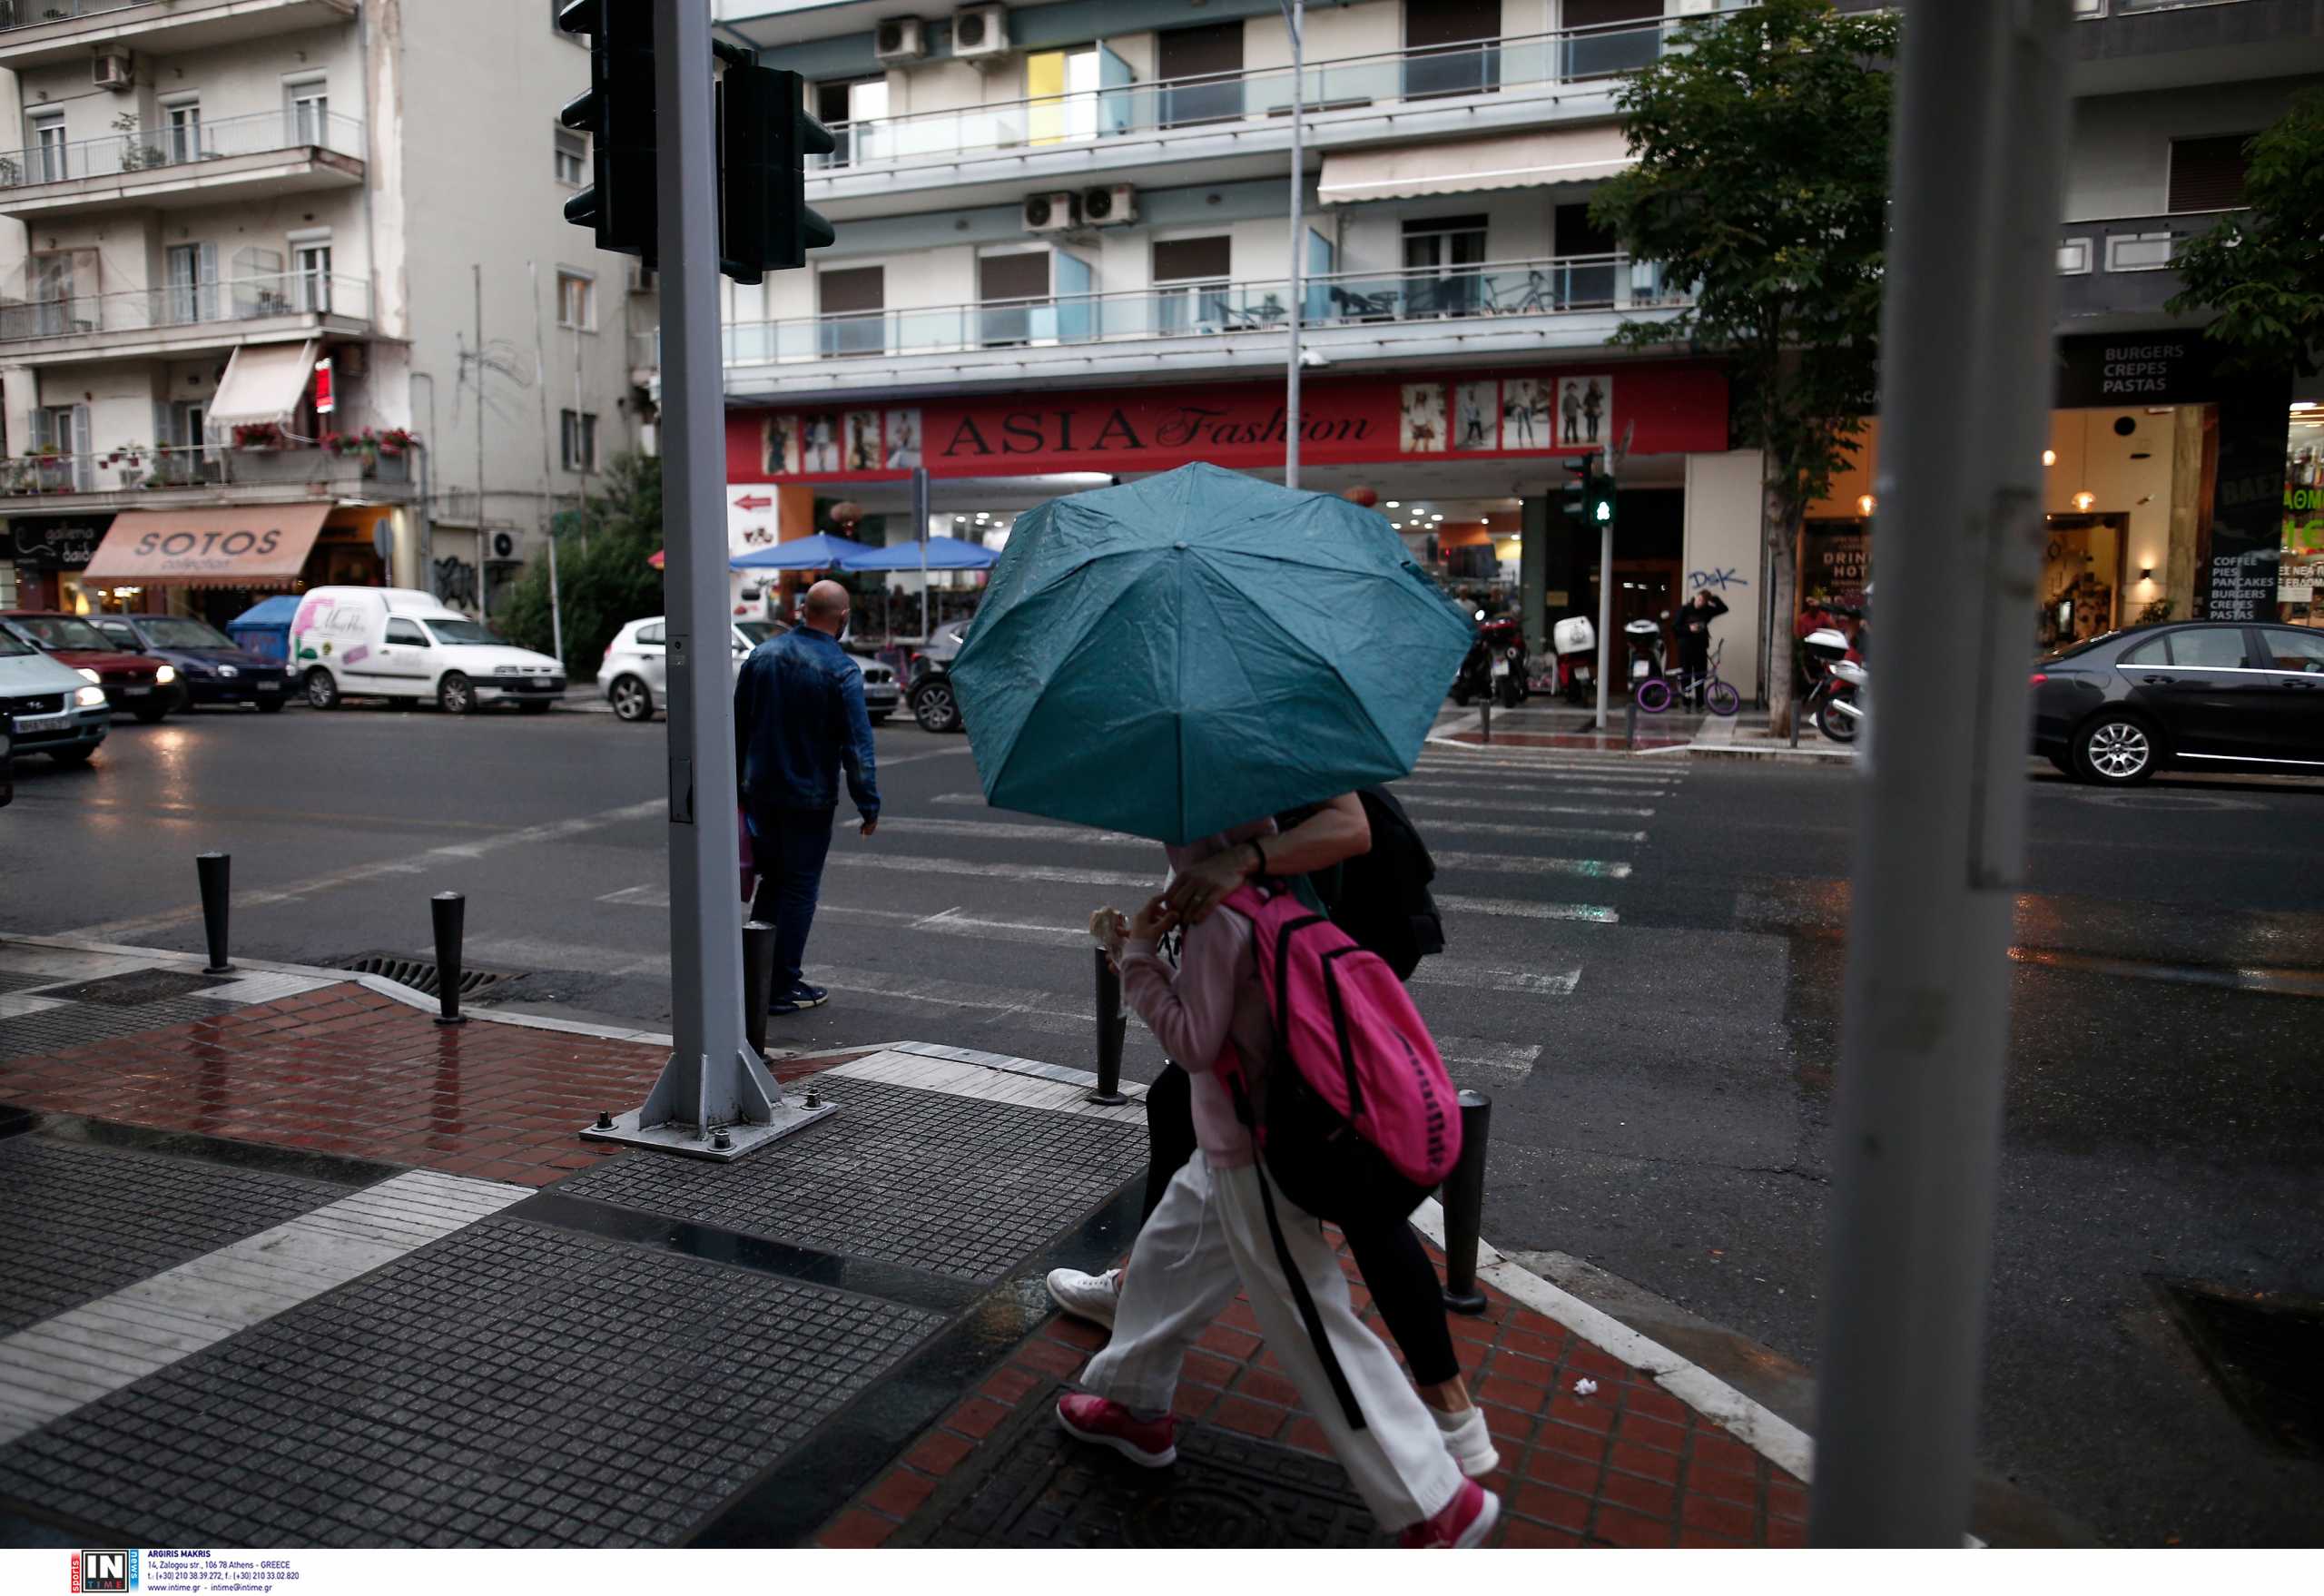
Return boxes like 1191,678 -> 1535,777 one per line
1116,820 -> 1278,1169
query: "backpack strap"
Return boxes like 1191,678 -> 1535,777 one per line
1249,1155 -> 1367,1433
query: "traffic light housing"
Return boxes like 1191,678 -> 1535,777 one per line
720,64 -> 835,283
557,0 -> 658,264
1588,473 -> 1617,527
1561,451 -> 1597,523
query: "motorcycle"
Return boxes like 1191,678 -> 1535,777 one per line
1452,611 -> 1530,709
1622,616 -> 1669,695
1820,657 -> 1868,742
1549,616 -> 1597,704
1798,611 -> 1864,744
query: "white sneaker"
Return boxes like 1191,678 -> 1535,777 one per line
1045,1266 -> 1122,1328
1432,1405 -> 1500,1479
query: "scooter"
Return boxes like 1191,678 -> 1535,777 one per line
1549,616 -> 1597,704
1820,657 -> 1867,742
1798,615 -> 1862,744
1452,612 -> 1530,708
1622,616 -> 1669,697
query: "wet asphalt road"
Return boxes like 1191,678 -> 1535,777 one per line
3,700 -> 2319,1545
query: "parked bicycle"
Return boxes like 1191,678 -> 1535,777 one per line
1635,639 -> 1742,716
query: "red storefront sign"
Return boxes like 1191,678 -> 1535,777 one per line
727,363 -> 1728,483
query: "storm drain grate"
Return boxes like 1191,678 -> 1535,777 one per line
2157,1278 -> 2324,1458
324,951 -> 513,1000
37,969 -> 236,1007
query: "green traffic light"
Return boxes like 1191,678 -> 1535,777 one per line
1594,500 -> 1612,524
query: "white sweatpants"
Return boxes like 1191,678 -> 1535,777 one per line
1079,1152 -> 1464,1532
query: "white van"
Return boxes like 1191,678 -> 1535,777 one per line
290,586 -> 566,714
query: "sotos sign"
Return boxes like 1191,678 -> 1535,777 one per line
729,365 -> 1728,482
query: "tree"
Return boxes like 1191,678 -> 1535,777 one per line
1589,0 -> 1900,731
498,451 -> 665,676
2166,90 -> 2324,377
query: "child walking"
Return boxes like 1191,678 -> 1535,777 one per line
1059,822 -> 1499,1549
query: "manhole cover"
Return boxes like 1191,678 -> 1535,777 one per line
40,970 -> 235,1007
2157,1279 -> 2324,1457
323,951 -> 512,999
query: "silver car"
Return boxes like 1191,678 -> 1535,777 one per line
0,623 -> 113,765
601,616 -> 901,724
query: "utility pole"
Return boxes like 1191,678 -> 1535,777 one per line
1280,0 -> 1305,489
474,263 -> 488,617
1810,0 -> 2069,1545
527,259 -> 565,663
913,463 -> 931,641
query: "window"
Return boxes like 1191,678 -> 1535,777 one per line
2260,628 -> 2324,673
30,251 -> 76,336
556,270 -> 596,330
165,242 -> 218,325
166,399 -> 206,484
1027,45 -> 1102,143
291,241 -> 333,312
286,81 -> 330,147
818,265 -> 884,358
385,619 -> 428,646
1404,0 -> 1500,99
1154,236 -> 1232,333
2167,627 -> 2251,669
561,409 -> 598,471
2168,134 -> 2252,213
1156,24 -> 1242,127
555,127 -> 587,187
978,251 -> 1050,348
815,78 -> 889,167
2118,635 -> 2168,667
638,622 -> 665,645
164,100 -> 202,164
1404,214 -> 1489,317
31,112 -> 67,183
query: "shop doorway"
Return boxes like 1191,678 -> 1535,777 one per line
2038,512 -> 2130,650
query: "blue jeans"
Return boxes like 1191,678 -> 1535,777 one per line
745,803 -> 835,993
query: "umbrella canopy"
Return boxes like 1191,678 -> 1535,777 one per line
838,535 -> 999,572
950,462 -> 1472,844
731,532 -> 868,570
647,549 -> 665,569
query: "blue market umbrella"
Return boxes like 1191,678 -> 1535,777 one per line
730,532 -> 868,570
950,462 -> 1472,845
837,535 -> 998,572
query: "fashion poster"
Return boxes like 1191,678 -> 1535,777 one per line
1556,375 -> 1610,448
845,411 -> 881,473
763,412 -> 801,476
1453,382 -> 1496,451
883,409 -> 922,469
800,413 -> 841,473
1501,379 -> 1550,450
1399,384 -> 1446,453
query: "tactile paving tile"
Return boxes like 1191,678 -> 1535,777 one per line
900,1381 -> 1381,1548
0,1215 -> 943,1548
0,970 -> 54,997
0,994 -> 241,1064
0,1138 -> 347,1335
34,970 -> 237,1007
552,1077 -> 1148,1282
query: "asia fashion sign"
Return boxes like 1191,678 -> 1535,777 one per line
727,365 -> 1729,483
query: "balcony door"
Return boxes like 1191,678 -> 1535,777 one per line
1562,0 -> 1663,81
1404,0 -> 1500,100
1555,202 -> 1619,308
818,264 -> 885,358
1157,22 -> 1244,128
816,77 -> 888,167
1403,215 -> 1488,319
166,242 -> 219,326
291,242 -> 332,313
1154,236 -> 1232,335
31,112 -> 68,183
287,82 -> 329,148
35,403 -> 91,490
30,251 -> 77,336
163,100 -> 202,165
978,250 -> 1049,349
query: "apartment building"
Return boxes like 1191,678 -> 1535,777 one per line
714,0 -> 2324,693
0,0 -> 658,627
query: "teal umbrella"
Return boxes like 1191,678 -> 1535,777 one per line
950,462 -> 1472,844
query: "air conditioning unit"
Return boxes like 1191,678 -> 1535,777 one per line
489,530 -> 518,561
1081,184 -> 1136,227
951,5 -> 1010,65
873,17 -> 927,63
628,261 -> 657,293
92,44 -> 133,91
1022,191 -> 1078,233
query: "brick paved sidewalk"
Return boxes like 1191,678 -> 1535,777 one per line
821,1231 -> 1809,1550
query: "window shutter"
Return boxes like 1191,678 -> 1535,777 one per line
72,402 -> 91,456
198,241 -> 219,321
2168,135 -> 2252,213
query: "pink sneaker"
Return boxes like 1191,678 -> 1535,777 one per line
1398,1480 -> 1500,1549
1056,1394 -> 1177,1468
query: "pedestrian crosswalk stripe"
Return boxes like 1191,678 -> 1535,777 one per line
1410,963 -> 1580,997
1430,1039 -> 1544,1086
1435,893 -> 1620,923
826,852 -> 1164,891
1408,817 -> 1648,843
1394,793 -> 1659,819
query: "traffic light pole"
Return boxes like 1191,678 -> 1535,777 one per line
585,0 -> 832,1160
1809,0 -> 2068,1543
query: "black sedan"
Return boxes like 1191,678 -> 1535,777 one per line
95,615 -> 289,713
2032,621 -> 2324,783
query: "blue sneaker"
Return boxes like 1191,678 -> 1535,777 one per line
786,981 -> 828,1010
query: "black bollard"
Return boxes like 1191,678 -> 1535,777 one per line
429,892 -> 467,1026
1479,698 -> 1492,745
1090,945 -> 1128,1106
1625,696 -> 1638,752
1440,1089 -> 1492,1315
742,920 -> 778,1059
195,852 -> 232,974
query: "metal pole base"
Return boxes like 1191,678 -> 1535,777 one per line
202,961 -> 235,976
580,1047 -> 838,1162
1087,1087 -> 1130,1108
1443,1286 -> 1489,1317
433,1013 -> 468,1028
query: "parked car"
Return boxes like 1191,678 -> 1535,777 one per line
0,621 -> 113,765
602,616 -> 900,724
95,614 -> 290,713
0,611 -> 172,722
2031,622 -> 2324,784
291,586 -> 566,714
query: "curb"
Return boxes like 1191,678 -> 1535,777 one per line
1686,714 -> 1858,764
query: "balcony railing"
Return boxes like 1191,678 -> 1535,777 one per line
0,271 -> 369,346
812,22 -> 1674,172
2056,209 -> 2234,316
0,107 -> 363,189
0,441 -> 407,498
0,0 -> 147,28
704,255 -> 1676,368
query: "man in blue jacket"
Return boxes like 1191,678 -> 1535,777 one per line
735,579 -> 881,1015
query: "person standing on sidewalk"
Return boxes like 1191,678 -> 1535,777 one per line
735,579 -> 880,1017
1059,823 -> 1497,1550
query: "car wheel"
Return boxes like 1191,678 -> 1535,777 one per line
911,679 -> 961,734
258,697 -> 287,714
47,745 -> 94,766
438,673 -> 475,715
2073,713 -> 2155,785
304,667 -> 340,710
608,675 -> 654,723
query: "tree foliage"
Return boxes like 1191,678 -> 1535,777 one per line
497,452 -> 665,677
2165,90 -> 2324,378
1588,0 -> 1899,723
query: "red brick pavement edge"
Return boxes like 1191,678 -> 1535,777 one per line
818,1233 -> 1809,1549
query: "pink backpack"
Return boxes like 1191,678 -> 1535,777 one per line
1218,882 -> 1462,1217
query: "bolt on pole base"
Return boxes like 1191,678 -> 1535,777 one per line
580,1045 -> 837,1162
